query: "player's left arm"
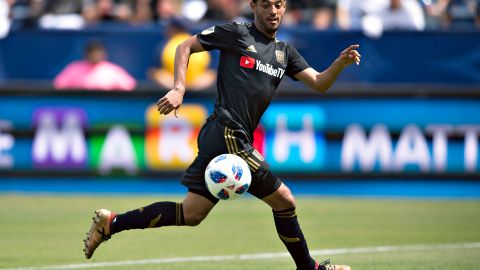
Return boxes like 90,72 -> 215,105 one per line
294,44 -> 361,93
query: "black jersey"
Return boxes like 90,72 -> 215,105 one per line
197,22 -> 310,140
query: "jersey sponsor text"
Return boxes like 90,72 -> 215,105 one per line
255,60 -> 285,79
240,56 -> 285,79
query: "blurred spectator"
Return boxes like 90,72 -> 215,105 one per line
54,41 -> 136,91
311,0 -> 337,29
10,0 -> 42,28
426,0 -> 479,28
202,0 -> 245,22
360,0 -> 425,38
154,0 -> 179,22
380,0 -> 426,30
283,0 -> 304,25
131,0 -> 204,27
283,0 -> 336,29
0,0 -> 15,38
336,0 -> 389,30
38,0 -> 84,29
130,0 -> 152,25
148,19 -> 215,90
181,0 -> 208,22
237,0 -> 254,21
82,0 -> 133,25
477,0 -> 480,26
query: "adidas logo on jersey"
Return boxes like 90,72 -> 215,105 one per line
239,56 -> 285,79
246,45 -> 257,53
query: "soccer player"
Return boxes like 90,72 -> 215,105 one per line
83,1 -> 360,269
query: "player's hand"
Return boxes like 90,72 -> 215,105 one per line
337,44 -> 361,67
156,89 -> 184,117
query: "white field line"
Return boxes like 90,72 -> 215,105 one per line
2,242 -> 480,270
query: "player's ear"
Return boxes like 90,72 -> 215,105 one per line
250,0 -> 256,10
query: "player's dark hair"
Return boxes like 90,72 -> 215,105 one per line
252,0 -> 287,4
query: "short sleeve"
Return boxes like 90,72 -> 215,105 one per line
197,23 -> 238,52
286,44 -> 310,79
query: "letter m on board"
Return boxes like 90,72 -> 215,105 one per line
32,108 -> 88,168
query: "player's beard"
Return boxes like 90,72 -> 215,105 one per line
259,15 -> 282,35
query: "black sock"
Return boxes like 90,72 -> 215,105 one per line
273,208 -> 316,270
111,202 -> 185,234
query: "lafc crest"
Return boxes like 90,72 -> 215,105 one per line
275,50 -> 285,65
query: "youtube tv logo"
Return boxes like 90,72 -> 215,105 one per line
240,56 -> 255,69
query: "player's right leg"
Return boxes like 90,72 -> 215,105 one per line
83,192 -> 216,259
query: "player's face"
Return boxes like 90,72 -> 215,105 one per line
251,0 -> 286,36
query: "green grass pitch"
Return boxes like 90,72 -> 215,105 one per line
0,194 -> 479,270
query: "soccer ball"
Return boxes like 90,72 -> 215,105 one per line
205,154 -> 252,200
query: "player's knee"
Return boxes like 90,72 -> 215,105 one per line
181,192 -> 215,226
264,184 -> 296,211
280,188 -> 296,209
183,211 -> 208,226
274,194 -> 296,211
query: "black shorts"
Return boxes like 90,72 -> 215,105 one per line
181,114 -> 282,203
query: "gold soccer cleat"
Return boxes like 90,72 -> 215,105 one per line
83,209 -> 116,259
315,259 -> 351,270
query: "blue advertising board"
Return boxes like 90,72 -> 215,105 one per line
1,93 -> 479,175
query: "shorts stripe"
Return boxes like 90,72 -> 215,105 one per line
175,203 -> 181,226
229,128 -> 260,171
240,152 -> 260,172
224,127 -> 234,154
231,130 -> 261,169
228,129 -> 239,153
224,127 -> 260,172
245,156 -> 260,171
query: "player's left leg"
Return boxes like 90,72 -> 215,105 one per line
262,183 -> 316,270
262,183 -> 350,270
223,128 -> 350,269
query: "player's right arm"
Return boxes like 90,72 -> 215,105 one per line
156,35 -> 206,117
157,23 -> 237,117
